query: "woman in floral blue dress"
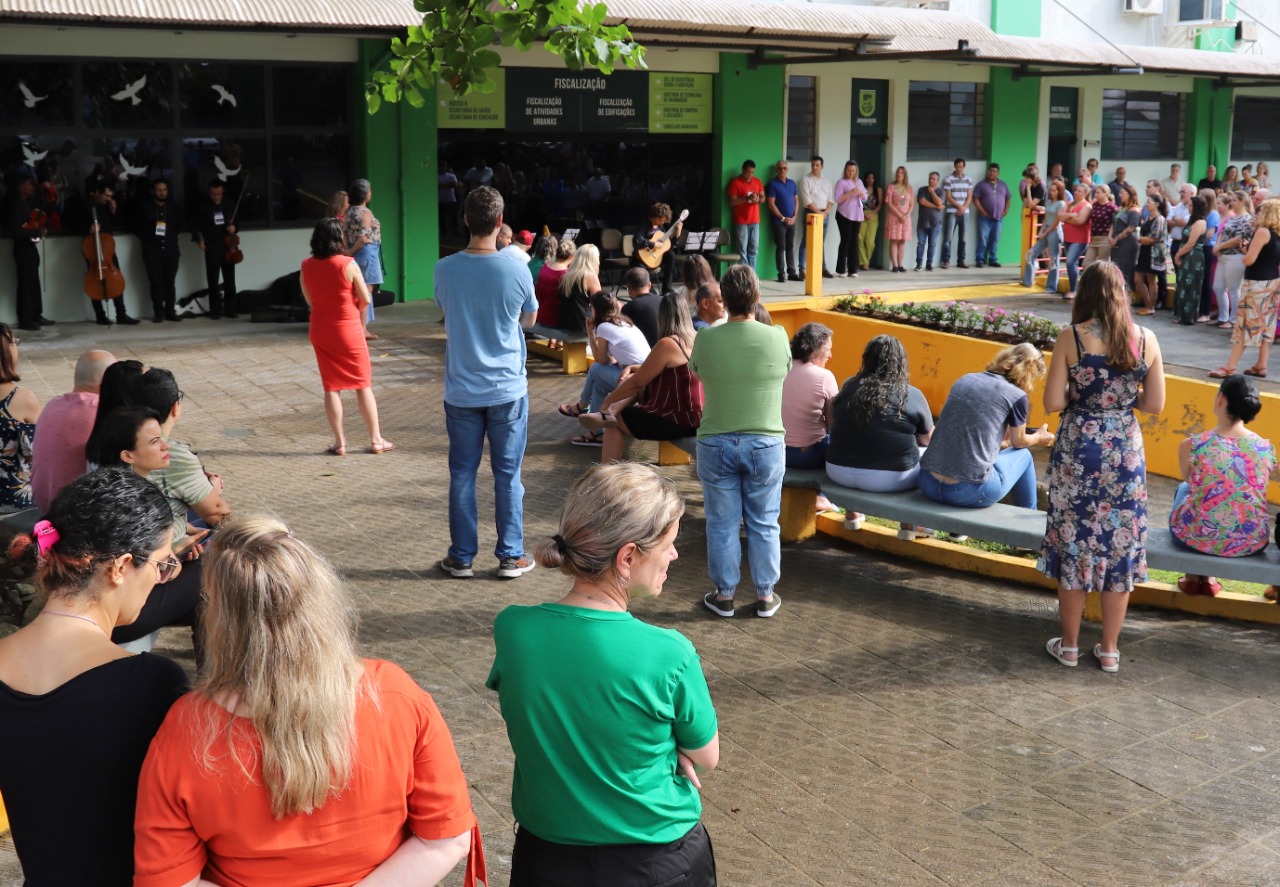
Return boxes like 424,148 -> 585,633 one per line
1041,262 -> 1166,673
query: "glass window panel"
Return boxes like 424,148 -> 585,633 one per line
1233,98 -> 1280,160
179,63 -> 266,129
786,75 -> 816,163
77,137 -> 174,224
0,62 -> 75,128
271,133 -> 350,223
908,81 -> 984,162
83,62 -> 175,130
180,137 -> 267,225
4,133 -> 83,234
273,67 -> 348,128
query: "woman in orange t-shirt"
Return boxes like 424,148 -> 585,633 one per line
133,516 -> 485,887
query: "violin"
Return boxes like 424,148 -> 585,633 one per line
223,175 -> 248,265
21,209 -> 46,231
82,207 -> 125,301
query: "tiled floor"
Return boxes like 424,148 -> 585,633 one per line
2,303 -> 1279,886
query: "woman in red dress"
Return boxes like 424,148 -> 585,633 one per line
300,220 -> 394,455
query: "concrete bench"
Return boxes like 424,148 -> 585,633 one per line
526,324 -> 591,375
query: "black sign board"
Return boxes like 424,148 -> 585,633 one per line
850,78 -> 889,137
507,69 -> 648,134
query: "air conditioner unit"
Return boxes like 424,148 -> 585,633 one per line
1237,20 -> 1260,43
1175,0 -> 1224,23
1124,0 -> 1165,15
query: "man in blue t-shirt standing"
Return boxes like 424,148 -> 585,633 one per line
765,160 -> 800,283
434,186 -> 539,579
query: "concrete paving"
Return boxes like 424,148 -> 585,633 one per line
2,303 -> 1280,887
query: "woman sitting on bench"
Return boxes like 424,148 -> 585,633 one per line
559,291 -> 652,446
826,335 -> 934,535
1170,374 -> 1276,597
918,342 -> 1054,510
558,244 -> 601,334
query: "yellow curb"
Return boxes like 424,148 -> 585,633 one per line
813,514 -> 1280,627
0,789 -> 7,836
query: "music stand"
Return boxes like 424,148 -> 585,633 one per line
561,228 -> 580,243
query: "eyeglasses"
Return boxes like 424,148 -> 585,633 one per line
146,555 -> 182,583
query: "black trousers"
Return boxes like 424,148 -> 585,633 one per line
771,220 -> 796,276
13,241 -> 42,327
1199,244 -> 1217,316
835,214 -> 861,275
91,296 -> 131,323
204,249 -> 238,316
510,823 -> 716,887
632,253 -> 675,294
142,245 -> 180,317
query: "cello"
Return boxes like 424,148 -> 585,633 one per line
82,206 -> 125,301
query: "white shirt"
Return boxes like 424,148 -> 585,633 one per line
500,245 -> 531,264
595,321 -> 651,367
799,174 -> 833,213
1168,202 -> 1191,240
1160,177 -> 1182,205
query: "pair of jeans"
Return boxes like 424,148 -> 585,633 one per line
1200,245 -> 1218,316
917,447 -> 1037,509
1214,253 -> 1246,323
444,396 -> 528,562
798,210 -> 827,272
733,223 -> 758,270
579,362 -> 624,412
1065,241 -> 1088,292
785,436 -> 828,469
834,215 -> 860,275
696,433 -> 784,599
941,212 -> 966,264
974,216 -> 1003,265
1022,229 -> 1062,291
771,219 -> 796,277
915,223 -> 939,268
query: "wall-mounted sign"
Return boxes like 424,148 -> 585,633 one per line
649,73 -> 713,133
440,68 -> 712,134
1048,86 -> 1077,139
438,68 -> 506,129
850,78 -> 888,138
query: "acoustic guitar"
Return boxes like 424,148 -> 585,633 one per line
636,209 -> 689,271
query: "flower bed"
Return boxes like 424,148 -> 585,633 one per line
831,292 -> 1062,351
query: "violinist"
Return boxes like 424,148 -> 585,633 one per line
83,178 -> 140,327
2,170 -> 52,332
195,180 -> 239,319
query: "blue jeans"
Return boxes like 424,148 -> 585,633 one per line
941,213 -> 966,264
579,362 -> 624,412
1065,241 -> 1088,292
915,223 -> 939,268
696,433 -> 784,599
445,396 -> 528,562
1022,229 -> 1062,291
734,223 -> 759,270
785,436 -> 828,469
917,447 -> 1037,509
975,216 -> 1002,265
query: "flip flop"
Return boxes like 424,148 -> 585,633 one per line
1135,309 -> 1155,316
1217,322 -> 1234,329
570,431 -> 604,447
1244,367 -> 1268,378
326,443 -> 346,456
1208,367 -> 1236,379
370,440 -> 396,454
558,402 -> 588,418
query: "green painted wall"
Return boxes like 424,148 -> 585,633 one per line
714,54 -> 785,278
984,68 -> 1040,265
989,0 -> 1041,37
1186,79 -> 1233,181
355,40 -> 439,302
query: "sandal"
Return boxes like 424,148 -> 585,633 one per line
557,402 -> 588,418
1046,637 -> 1078,668
1244,367 -> 1268,378
326,443 -> 346,456
1217,322 -> 1234,329
1177,575 -> 1203,595
369,440 -> 396,454
578,412 -> 619,432
1203,577 -> 1223,597
1135,309 -> 1155,316
1208,367 -> 1236,379
570,431 -> 604,447
1093,644 -> 1120,674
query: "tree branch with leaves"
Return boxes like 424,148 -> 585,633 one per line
366,0 -> 647,113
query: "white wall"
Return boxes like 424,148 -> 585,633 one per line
0,24 -> 357,61
0,229 -> 311,324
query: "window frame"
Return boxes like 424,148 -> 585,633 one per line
1101,88 -> 1186,161
906,80 -> 985,163
1232,96 -> 1280,162
785,75 -> 817,163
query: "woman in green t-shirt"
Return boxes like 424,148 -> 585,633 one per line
487,462 -> 720,887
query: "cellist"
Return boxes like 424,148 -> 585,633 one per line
83,176 -> 140,326
194,180 -> 239,319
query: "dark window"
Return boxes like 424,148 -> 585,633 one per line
786,75 -> 816,163
1232,97 -> 1280,160
907,81 -> 984,162
0,59 -> 352,231
1101,89 -> 1184,160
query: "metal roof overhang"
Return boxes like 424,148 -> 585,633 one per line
0,0 -> 420,35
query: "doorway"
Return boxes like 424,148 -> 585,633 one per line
849,78 -> 889,269
1047,86 -> 1079,181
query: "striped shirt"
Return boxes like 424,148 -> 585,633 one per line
942,173 -> 973,214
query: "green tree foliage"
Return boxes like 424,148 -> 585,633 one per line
366,0 -> 647,113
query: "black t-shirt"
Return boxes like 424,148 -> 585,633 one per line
827,377 -> 934,471
621,291 -> 662,347
0,653 -> 188,886
1198,178 -> 1223,192
1245,232 -> 1280,281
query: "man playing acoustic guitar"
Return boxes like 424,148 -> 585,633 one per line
632,202 -> 683,293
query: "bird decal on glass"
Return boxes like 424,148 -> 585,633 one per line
111,76 -> 147,106
211,84 -> 238,107
17,82 -> 47,109
21,143 -> 48,167
213,155 -> 241,181
117,154 -> 149,183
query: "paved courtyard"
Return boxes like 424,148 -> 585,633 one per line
2,302 -> 1280,886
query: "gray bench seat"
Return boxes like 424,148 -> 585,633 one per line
527,324 -> 589,343
526,325 -> 592,374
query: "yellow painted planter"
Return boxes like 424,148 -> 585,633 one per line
765,305 -> 1280,503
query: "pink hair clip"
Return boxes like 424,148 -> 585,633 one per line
32,520 -> 59,557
